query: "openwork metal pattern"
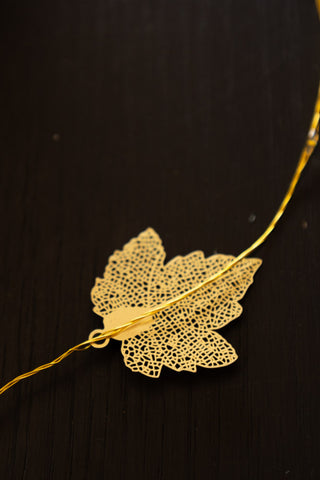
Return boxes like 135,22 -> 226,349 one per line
1,77 -> 319,395
90,228 -> 261,377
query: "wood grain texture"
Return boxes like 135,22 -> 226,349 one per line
0,1 -> 319,479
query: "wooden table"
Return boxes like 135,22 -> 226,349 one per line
0,1 -> 319,478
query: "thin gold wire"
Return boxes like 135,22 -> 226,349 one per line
0,84 -> 319,397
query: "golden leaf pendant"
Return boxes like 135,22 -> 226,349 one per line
89,228 -> 261,377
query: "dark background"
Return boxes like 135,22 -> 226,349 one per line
0,1 -> 319,479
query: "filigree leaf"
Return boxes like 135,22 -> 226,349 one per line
90,228 -> 262,377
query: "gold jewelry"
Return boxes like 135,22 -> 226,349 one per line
0,13 -> 319,393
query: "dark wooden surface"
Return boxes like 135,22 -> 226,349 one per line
1,1 -> 320,479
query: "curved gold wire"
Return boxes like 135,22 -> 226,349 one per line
89,82 -> 320,339
0,82 -> 319,396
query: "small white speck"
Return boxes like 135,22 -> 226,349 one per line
248,213 -> 256,223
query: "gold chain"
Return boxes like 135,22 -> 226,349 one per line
88,83 -> 320,344
1,74 -> 319,396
